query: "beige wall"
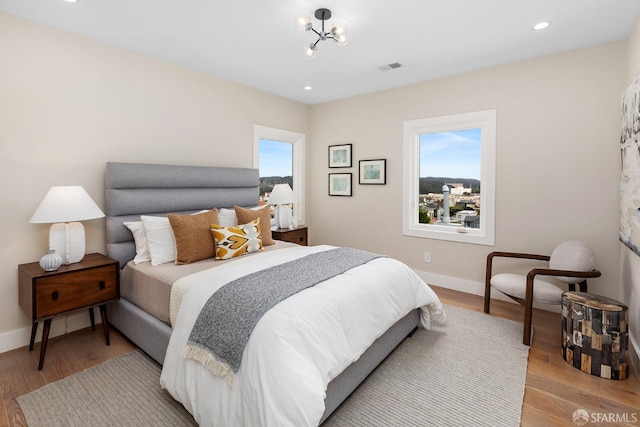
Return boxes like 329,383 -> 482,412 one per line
308,42 -> 625,300
621,16 -> 640,375
0,11 -> 635,357
627,18 -> 640,81
0,13 -> 309,350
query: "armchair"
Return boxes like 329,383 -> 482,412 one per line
484,240 -> 601,345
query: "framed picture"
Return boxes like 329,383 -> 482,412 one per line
620,72 -> 640,257
328,144 -> 352,168
359,159 -> 386,185
328,173 -> 352,196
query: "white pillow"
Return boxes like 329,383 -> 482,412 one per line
218,208 -> 238,227
140,215 -> 176,266
218,206 -> 272,227
123,221 -> 151,264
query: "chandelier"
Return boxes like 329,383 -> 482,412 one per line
295,8 -> 348,60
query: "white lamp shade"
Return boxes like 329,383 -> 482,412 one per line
267,184 -> 297,205
30,186 -> 104,223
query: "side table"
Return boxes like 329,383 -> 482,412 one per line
562,291 -> 629,380
18,253 -> 120,370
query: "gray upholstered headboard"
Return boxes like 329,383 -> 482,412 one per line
105,162 -> 260,268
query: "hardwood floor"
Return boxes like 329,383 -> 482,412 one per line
0,322 -> 136,427
0,288 -> 638,426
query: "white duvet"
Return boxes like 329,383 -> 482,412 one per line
160,245 -> 445,427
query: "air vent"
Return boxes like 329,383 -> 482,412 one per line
378,62 -> 403,71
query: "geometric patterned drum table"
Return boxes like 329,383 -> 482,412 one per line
562,292 -> 629,380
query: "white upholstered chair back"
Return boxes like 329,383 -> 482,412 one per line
549,240 -> 596,284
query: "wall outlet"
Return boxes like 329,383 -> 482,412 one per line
423,252 -> 431,263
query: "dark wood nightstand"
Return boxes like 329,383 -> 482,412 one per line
18,253 -> 120,370
272,226 -> 308,246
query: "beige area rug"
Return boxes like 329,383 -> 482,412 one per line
18,305 -> 529,426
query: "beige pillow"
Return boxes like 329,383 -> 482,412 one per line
234,205 -> 274,245
168,208 -> 219,264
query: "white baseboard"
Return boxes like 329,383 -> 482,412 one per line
0,308 -> 100,354
414,269 -> 497,299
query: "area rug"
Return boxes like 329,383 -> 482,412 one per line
18,305 -> 529,426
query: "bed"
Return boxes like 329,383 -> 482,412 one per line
104,161 -> 445,426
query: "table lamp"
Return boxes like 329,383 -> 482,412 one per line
267,184 -> 297,229
29,186 -> 105,265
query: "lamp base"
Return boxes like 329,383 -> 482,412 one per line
275,205 -> 293,229
49,222 -> 85,264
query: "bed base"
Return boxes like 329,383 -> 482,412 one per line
107,299 -> 171,365
320,308 -> 419,423
107,299 -> 419,424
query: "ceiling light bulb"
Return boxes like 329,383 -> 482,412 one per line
304,45 -> 317,60
333,34 -> 348,47
64,0 -> 79,3
303,85 -> 313,91
533,21 -> 551,31
331,20 -> 348,37
294,15 -> 312,32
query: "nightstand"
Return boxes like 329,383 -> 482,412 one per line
18,253 -> 120,370
272,226 -> 308,246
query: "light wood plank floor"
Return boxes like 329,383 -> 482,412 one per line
1,287 -> 638,426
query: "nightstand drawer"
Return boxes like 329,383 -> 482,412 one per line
272,227 -> 308,246
35,265 -> 118,318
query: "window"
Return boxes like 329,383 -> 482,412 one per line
258,139 -> 292,197
253,125 -> 305,225
402,110 -> 496,245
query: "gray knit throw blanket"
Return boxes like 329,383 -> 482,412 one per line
184,247 -> 383,384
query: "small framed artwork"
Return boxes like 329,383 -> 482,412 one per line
329,173 -> 352,196
359,159 -> 386,185
328,144 -> 352,168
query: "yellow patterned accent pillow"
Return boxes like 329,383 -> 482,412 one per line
211,218 -> 264,260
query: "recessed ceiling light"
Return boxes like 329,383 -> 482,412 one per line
533,21 -> 551,31
303,85 -> 313,91
64,0 -> 79,3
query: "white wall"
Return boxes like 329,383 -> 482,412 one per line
0,13 -> 309,352
621,16 -> 640,376
308,42 -> 625,301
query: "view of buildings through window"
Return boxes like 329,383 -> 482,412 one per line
418,128 -> 482,228
403,110 -> 494,245
258,138 -> 293,201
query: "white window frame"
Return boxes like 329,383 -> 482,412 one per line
402,109 -> 496,245
253,125 -> 306,225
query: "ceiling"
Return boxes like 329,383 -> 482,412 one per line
1,0 -> 640,105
